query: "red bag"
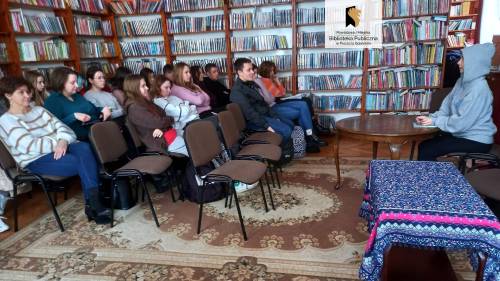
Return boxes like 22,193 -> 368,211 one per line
163,128 -> 177,145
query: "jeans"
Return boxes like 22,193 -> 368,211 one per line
247,117 -> 293,142
417,133 -> 492,161
26,142 -> 100,200
272,100 -> 313,132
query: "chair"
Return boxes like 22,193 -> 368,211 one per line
226,103 -> 282,146
89,121 -> 173,227
218,110 -> 282,193
184,120 -> 271,240
0,140 -> 70,232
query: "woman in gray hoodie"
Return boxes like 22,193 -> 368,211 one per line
416,43 -> 497,161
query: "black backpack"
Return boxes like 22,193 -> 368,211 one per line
181,161 -> 227,203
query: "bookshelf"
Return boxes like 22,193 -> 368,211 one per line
447,0 -> 483,49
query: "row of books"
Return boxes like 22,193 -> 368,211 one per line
0,43 -> 7,63
247,54 -> 292,71
298,74 -> 358,91
10,0 -> 65,8
313,95 -> 361,111
120,41 -> 165,57
447,33 -> 467,47
383,0 -> 450,18
230,9 -> 292,29
231,35 -> 288,52
297,7 -> 325,25
278,76 -> 292,92
317,114 -> 335,129
17,39 -> 69,62
367,65 -> 441,89
108,1 -> 135,14
118,18 -> 163,36
124,59 -> 164,74
67,0 -> 105,13
163,0 -> 223,12
81,61 -> 119,76
79,41 -> 116,58
167,15 -> 225,34
231,0 -> 290,7
171,37 -> 226,55
346,75 -> 363,88
450,2 -> 472,17
138,0 -> 162,13
297,50 -> 364,69
74,17 -> 112,36
174,58 -> 228,73
368,42 -> 444,66
365,89 -> 431,111
297,31 -> 325,48
448,19 -> 475,31
383,16 -> 447,43
10,10 -> 68,34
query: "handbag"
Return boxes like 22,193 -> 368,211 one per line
163,128 -> 177,145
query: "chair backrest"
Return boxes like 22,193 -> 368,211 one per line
89,121 -> 128,165
218,110 -> 241,148
0,140 -> 17,179
429,88 -> 452,113
227,103 -> 246,132
125,118 -> 143,149
184,120 -> 222,168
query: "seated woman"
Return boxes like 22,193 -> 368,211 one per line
123,75 -> 188,157
150,75 -> 199,133
44,67 -> 111,141
109,66 -> 132,106
84,66 -> 124,121
171,62 -> 212,117
0,77 -> 110,224
416,43 -> 497,161
24,70 -> 49,106
254,62 -> 323,151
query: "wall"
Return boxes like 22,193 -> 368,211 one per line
480,0 -> 500,43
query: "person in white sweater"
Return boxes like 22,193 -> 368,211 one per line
150,75 -> 199,134
84,66 -> 124,119
0,77 -> 111,224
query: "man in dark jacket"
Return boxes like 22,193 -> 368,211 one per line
203,63 -> 231,109
230,58 -> 293,142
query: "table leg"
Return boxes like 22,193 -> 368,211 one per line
334,132 -> 341,189
409,141 -> 416,160
373,142 -> 378,159
389,144 -> 402,160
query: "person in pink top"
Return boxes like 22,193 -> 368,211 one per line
171,62 -> 212,117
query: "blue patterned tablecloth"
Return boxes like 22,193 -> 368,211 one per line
359,160 -> 500,281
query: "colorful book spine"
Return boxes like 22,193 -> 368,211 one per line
368,42 -> 444,66
10,10 -> 68,34
298,75 -> 347,91
365,89 -> 432,111
124,59 -> 165,74
163,0 -> 223,12
450,2 -> 471,16
297,7 -> 325,25
383,0 -> 450,18
313,94 -> 361,111
231,0 -> 290,7
382,16 -> 447,43
368,65 -> 441,89
108,1 -> 134,14
297,50 -> 363,69
231,35 -> 288,51
10,0 -> 66,8
447,33 -> 468,47
244,54 -> 292,71
297,31 -> 325,48
318,114 -> 335,129
167,15 -> 225,34
79,41 -> 116,58
173,58 -> 228,73
67,0 -> 106,13
74,16 -> 112,36
171,38 -> 226,54
120,41 -> 165,57
118,18 -> 163,36
17,39 -> 70,61
278,76 -> 293,92
230,9 -> 292,29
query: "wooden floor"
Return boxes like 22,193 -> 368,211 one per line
0,136 -> 413,240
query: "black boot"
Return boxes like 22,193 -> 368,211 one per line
86,189 -> 112,224
305,136 -> 320,153
311,134 -> 328,147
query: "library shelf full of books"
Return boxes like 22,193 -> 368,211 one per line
1,0 -> 453,126
447,0 -> 483,50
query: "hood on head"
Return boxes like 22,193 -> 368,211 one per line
461,43 -> 495,83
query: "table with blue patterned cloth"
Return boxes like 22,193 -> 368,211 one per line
359,160 -> 500,281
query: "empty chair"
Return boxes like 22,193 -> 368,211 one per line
0,140 -> 70,232
89,121 -> 173,227
184,120 -> 272,240
227,103 -> 282,146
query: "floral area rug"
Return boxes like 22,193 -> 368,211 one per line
0,157 -> 473,281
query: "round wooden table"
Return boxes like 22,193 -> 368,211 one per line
334,115 -> 439,188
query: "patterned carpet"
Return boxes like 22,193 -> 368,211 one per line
0,157 -> 473,281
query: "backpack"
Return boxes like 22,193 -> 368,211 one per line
291,126 -> 306,158
181,161 -> 227,203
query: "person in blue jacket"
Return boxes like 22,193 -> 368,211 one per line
44,67 -> 111,141
416,43 -> 497,161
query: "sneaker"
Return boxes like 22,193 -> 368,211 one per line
234,181 -> 258,193
0,217 -> 9,233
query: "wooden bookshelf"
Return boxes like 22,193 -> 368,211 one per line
447,0 -> 482,49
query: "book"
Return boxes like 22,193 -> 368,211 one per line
368,65 -> 441,89
67,0 -> 106,14
231,0 -> 290,7
120,41 -> 165,57
9,0 -> 66,8
79,41 -> 116,58
173,57 -> 228,73
231,35 -> 288,52
297,31 -> 325,48
365,89 -> 432,111
172,38 -> 226,55
124,59 -> 165,74
368,42 -> 444,66
163,0 -> 223,12
297,7 -> 325,25
382,17 -> 447,43
118,18 -> 162,36
230,9 -> 291,29
298,50 -> 363,69
74,16 -> 112,36
10,9 -> 68,34
167,14 -> 225,34
313,94 -> 361,111
17,39 -> 70,61
383,0 -> 449,18
413,122 -> 437,128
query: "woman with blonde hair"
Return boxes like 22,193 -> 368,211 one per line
24,70 -> 49,106
171,62 -> 211,117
